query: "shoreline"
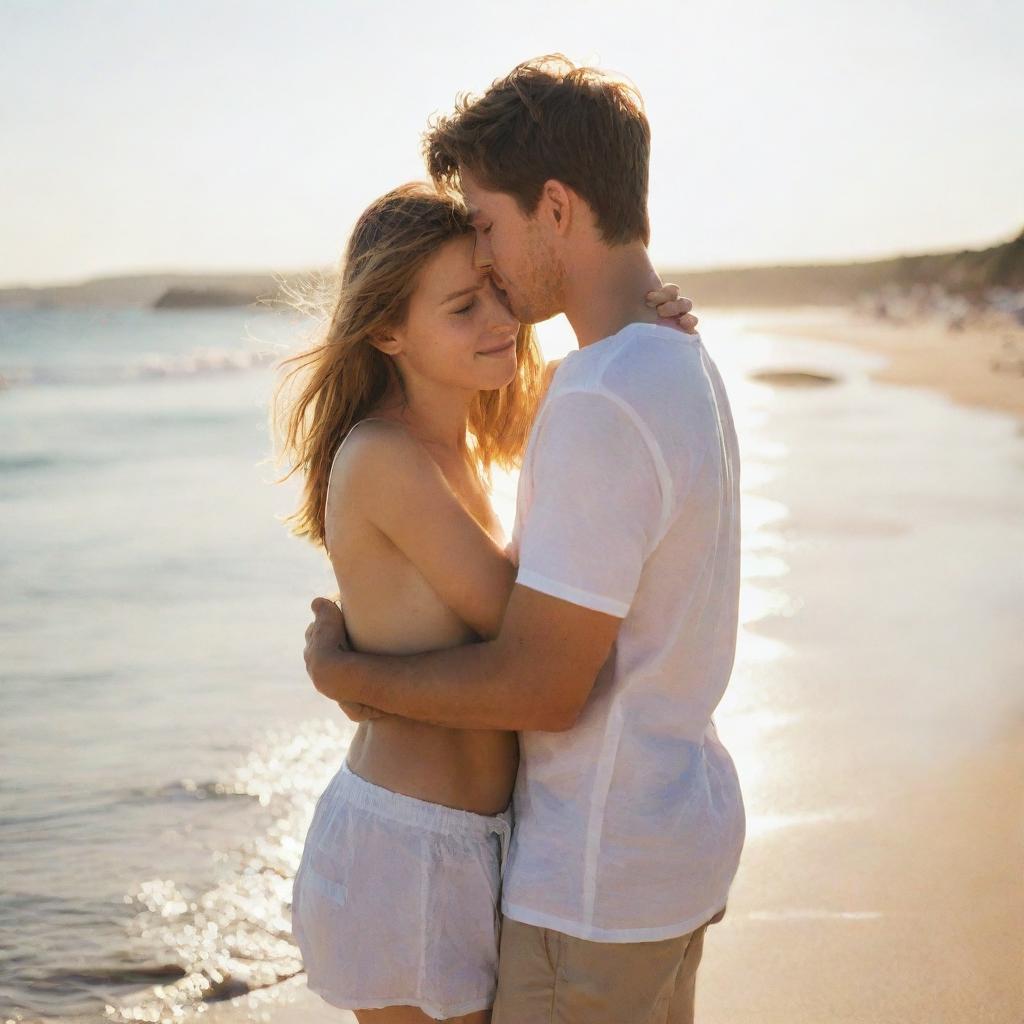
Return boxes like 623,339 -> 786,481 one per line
746,307 -> 1024,426
175,309 -> 1024,1024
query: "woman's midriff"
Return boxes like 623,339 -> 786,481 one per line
326,443 -> 518,818
345,717 -> 518,816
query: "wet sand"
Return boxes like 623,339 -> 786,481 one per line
755,307 -> 1024,425
185,315 -> 1024,1024
193,976 -> 354,1024
702,315 -> 1024,1022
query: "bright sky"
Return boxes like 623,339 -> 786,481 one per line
2,0 -> 1022,287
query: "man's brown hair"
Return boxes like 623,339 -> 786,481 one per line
423,54 -> 651,247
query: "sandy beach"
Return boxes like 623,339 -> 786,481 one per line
155,311 -> 1024,1024
752,306 -> 1024,425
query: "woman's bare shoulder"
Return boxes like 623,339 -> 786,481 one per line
328,419 -> 446,518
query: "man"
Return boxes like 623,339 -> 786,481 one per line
304,55 -> 745,1023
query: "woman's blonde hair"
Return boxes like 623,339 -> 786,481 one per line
272,181 -> 544,548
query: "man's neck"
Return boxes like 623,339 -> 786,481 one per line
562,242 -> 663,349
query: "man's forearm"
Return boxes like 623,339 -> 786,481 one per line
313,638 -> 566,732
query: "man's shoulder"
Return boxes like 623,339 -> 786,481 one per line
599,327 -> 709,412
610,322 -> 704,373
541,324 -> 718,446
554,323 -> 700,388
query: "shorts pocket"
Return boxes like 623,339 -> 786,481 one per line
299,857 -> 349,905
475,834 -> 502,911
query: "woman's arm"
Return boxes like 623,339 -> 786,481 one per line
332,420 -> 516,641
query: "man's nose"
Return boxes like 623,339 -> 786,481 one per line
473,233 -> 493,270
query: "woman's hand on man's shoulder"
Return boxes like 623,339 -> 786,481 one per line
646,284 -> 698,334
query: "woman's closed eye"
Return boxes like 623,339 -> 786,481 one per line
453,298 -> 476,315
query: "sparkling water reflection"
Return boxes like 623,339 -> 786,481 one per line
110,720 -> 354,1022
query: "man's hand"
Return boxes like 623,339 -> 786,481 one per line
337,700 -> 386,723
304,597 -> 354,704
647,284 -> 698,334
304,597 -> 350,684
304,598 -> 388,722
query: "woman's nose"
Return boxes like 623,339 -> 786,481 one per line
485,305 -> 517,337
486,280 -> 516,326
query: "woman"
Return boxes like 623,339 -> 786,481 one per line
273,181 -> 692,1023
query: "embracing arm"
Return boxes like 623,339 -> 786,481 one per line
307,583 -> 621,731
317,291 -> 694,725
310,389 -> 668,731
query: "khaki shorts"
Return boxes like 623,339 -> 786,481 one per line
491,907 -> 725,1024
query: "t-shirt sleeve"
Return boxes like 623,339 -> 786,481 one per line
515,390 -> 666,618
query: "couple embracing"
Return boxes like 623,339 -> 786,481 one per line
276,54 -> 745,1024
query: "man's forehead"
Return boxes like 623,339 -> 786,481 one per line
464,192 -> 503,223
458,169 -> 493,214
464,200 -> 493,228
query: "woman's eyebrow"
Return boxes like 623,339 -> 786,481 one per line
440,283 -> 482,304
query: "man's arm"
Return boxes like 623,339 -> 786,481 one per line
306,582 -> 622,732
311,380 -> 675,730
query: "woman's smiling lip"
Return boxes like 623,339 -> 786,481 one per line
476,338 -> 516,356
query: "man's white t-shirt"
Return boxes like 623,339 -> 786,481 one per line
503,321 -> 746,943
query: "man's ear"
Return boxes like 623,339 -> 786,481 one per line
540,179 -> 572,235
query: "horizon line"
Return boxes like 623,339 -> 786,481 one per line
2,224 -> 1020,293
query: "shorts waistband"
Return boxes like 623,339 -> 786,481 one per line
337,761 -> 512,845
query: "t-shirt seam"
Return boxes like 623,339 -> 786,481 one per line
565,323 -> 702,366
592,335 -> 687,544
648,346 -> 719,546
500,898 -> 729,942
538,385 -> 674,550
515,568 -> 631,618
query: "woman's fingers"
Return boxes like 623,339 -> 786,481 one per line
647,286 -> 696,329
650,295 -> 699,335
645,284 -> 685,307
647,286 -> 698,333
655,298 -> 695,319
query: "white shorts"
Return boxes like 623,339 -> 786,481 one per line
291,760 -> 512,1020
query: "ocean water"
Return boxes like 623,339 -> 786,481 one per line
2,306 -> 1022,1024
1,307 -> 348,1022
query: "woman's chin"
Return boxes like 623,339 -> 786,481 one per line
472,356 -> 518,391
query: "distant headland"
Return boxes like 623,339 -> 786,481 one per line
0,227 -> 1020,312
662,226 -> 1024,309
0,272 -> 291,311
